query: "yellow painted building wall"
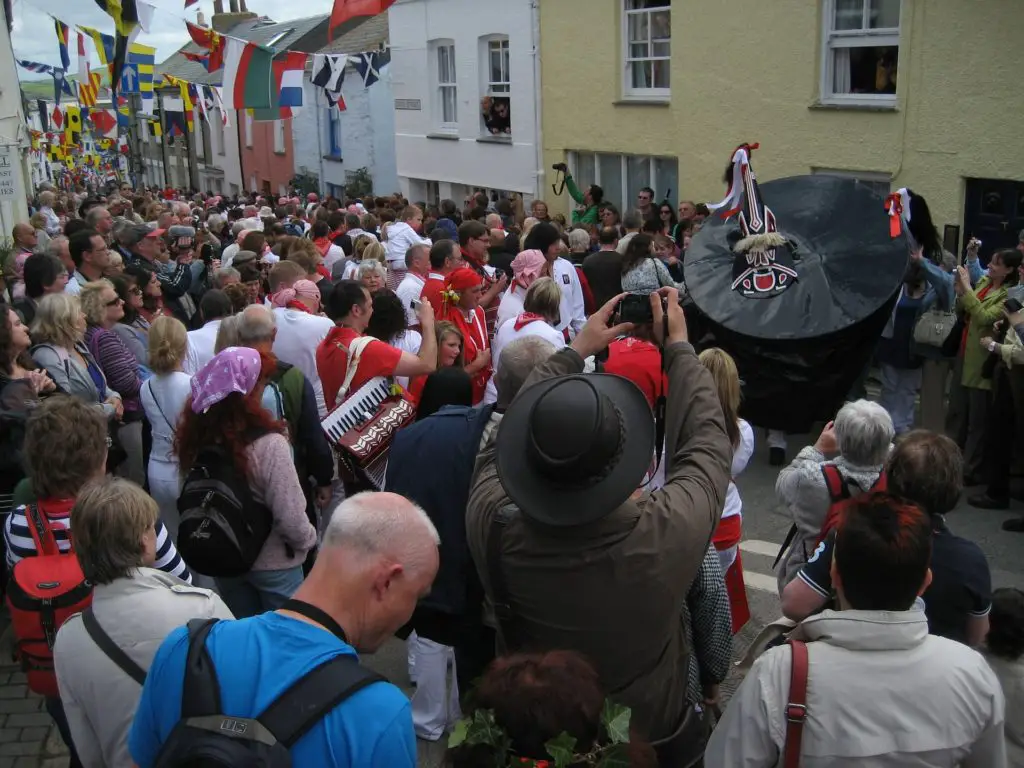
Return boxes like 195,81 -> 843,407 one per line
539,0 -> 1024,234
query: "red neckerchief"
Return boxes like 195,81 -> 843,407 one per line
313,237 -> 332,257
514,312 -> 546,331
316,265 -> 332,280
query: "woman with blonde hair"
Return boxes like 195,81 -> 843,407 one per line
407,320 -> 465,401
698,346 -> 754,633
485,277 -> 565,404
30,292 -> 122,420
140,316 -> 191,539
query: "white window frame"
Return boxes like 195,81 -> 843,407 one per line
820,0 -> 901,107
486,37 -> 510,95
274,119 -> 285,154
140,119 -> 149,143
813,167 -> 892,197
567,151 -> 678,213
429,39 -> 458,133
244,111 -> 253,147
622,0 -> 671,101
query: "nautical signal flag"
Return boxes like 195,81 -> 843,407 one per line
64,105 -> 82,147
129,42 -> 156,114
222,38 -> 273,109
55,21 -> 71,70
78,70 -> 103,108
253,52 -> 306,121
328,0 -> 396,40
186,21 -> 225,73
52,106 -> 63,130
90,109 -> 118,138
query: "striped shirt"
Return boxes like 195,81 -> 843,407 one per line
4,501 -> 191,584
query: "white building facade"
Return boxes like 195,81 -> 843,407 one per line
292,63 -> 399,199
388,0 -> 542,206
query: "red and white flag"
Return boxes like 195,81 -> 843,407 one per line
329,0 -> 396,39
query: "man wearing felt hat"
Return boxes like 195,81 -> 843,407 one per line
467,289 -> 733,765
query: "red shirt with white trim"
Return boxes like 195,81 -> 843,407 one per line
316,326 -> 402,412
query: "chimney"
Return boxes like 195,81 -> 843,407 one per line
213,0 -> 223,13
213,0 -> 256,32
239,0 -> 248,10
228,0 -> 239,12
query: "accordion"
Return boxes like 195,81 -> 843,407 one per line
320,375 -> 415,489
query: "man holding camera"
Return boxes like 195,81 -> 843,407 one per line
467,289 -> 733,764
552,162 -> 602,226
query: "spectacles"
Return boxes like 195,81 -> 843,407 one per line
105,297 -> 123,307
129,287 -> 143,295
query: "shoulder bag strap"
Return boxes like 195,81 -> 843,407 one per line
145,380 -> 175,435
820,464 -> 848,502
487,504 -> 521,651
82,608 -> 147,685
180,618 -> 222,718
258,654 -> 384,747
773,524 -> 798,570
333,335 -> 372,405
24,502 -> 59,557
784,639 -> 809,768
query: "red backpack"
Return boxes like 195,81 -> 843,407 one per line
818,464 -> 887,544
6,503 -> 93,697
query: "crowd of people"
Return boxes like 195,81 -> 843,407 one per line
0,178 -> 1020,767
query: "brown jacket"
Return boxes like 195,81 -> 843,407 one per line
466,342 -> 732,744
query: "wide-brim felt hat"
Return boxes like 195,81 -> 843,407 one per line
496,373 -> 654,527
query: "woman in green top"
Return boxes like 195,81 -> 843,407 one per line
555,163 -> 602,225
952,247 -> 1023,483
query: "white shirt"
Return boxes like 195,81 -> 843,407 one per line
271,308 -> 335,418
483,316 -> 565,404
64,273 -> 82,295
551,257 -> 587,337
184,319 -> 222,375
396,272 -> 427,326
384,221 -> 431,270
719,419 -> 755,574
390,329 -> 422,390
140,372 -> 192,464
495,286 -> 526,331
322,243 -> 345,274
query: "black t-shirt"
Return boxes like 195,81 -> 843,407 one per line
797,519 -> 992,645
582,250 -> 625,309
332,233 -> 353,257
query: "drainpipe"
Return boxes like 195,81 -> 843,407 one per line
529,0 -> 544,202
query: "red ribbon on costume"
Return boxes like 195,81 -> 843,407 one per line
885,193 -> 903,239
513,312 -> 546,331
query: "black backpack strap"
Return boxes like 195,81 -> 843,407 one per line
773,524 -> 798,569
258,654 -> 384,748
82,608 -> 147,685
180,618 -> 222,718
488,504 -> 521,650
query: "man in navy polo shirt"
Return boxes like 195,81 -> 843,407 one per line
129,492 -> 440,767
782,430 -> 992,647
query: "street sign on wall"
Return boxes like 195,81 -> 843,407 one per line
0,145 -> 20,199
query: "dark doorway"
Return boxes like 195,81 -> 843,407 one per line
964,178 -> 1024,264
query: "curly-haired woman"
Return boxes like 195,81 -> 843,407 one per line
175,346 -> 316,616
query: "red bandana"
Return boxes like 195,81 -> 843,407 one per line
514,312 -> 546,331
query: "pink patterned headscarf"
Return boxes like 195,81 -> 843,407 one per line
271,279 -> 321,312
190,347 -> 262,414
510,249 -> 547,290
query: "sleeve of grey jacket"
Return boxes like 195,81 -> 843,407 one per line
30,345 -> 71,394
654,342 -> 732,583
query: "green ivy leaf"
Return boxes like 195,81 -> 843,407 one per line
545,732 -> 578,768
465,709 -> 507,747
447,718 -> 469,748
601,701 -> 632,745
596,743 -> 631,768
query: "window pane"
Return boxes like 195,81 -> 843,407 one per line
833,0 -> 865,30
869,0 -> 900,28
626,0 -> 669,7
598,154 -> 624,210
491,48 -> 502,83
654,157 -> 678,204
653,40 -> 670,58
831,45 -> 897,94
502,45 -> 510,82
630,61 -> 652,88
652,59 -> 670,88
650,10 -> 671,41
628,13 -> 649,44
575,152 -> 597,194
626,155 -> 652,205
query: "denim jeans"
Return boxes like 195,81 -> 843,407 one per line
215,566 -> 305,618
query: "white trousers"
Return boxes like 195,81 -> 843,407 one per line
408,634 -> 461,741
148,459 -> 181,541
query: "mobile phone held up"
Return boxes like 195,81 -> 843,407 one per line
410,298 -> 423,312
615,294 -> 654,325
